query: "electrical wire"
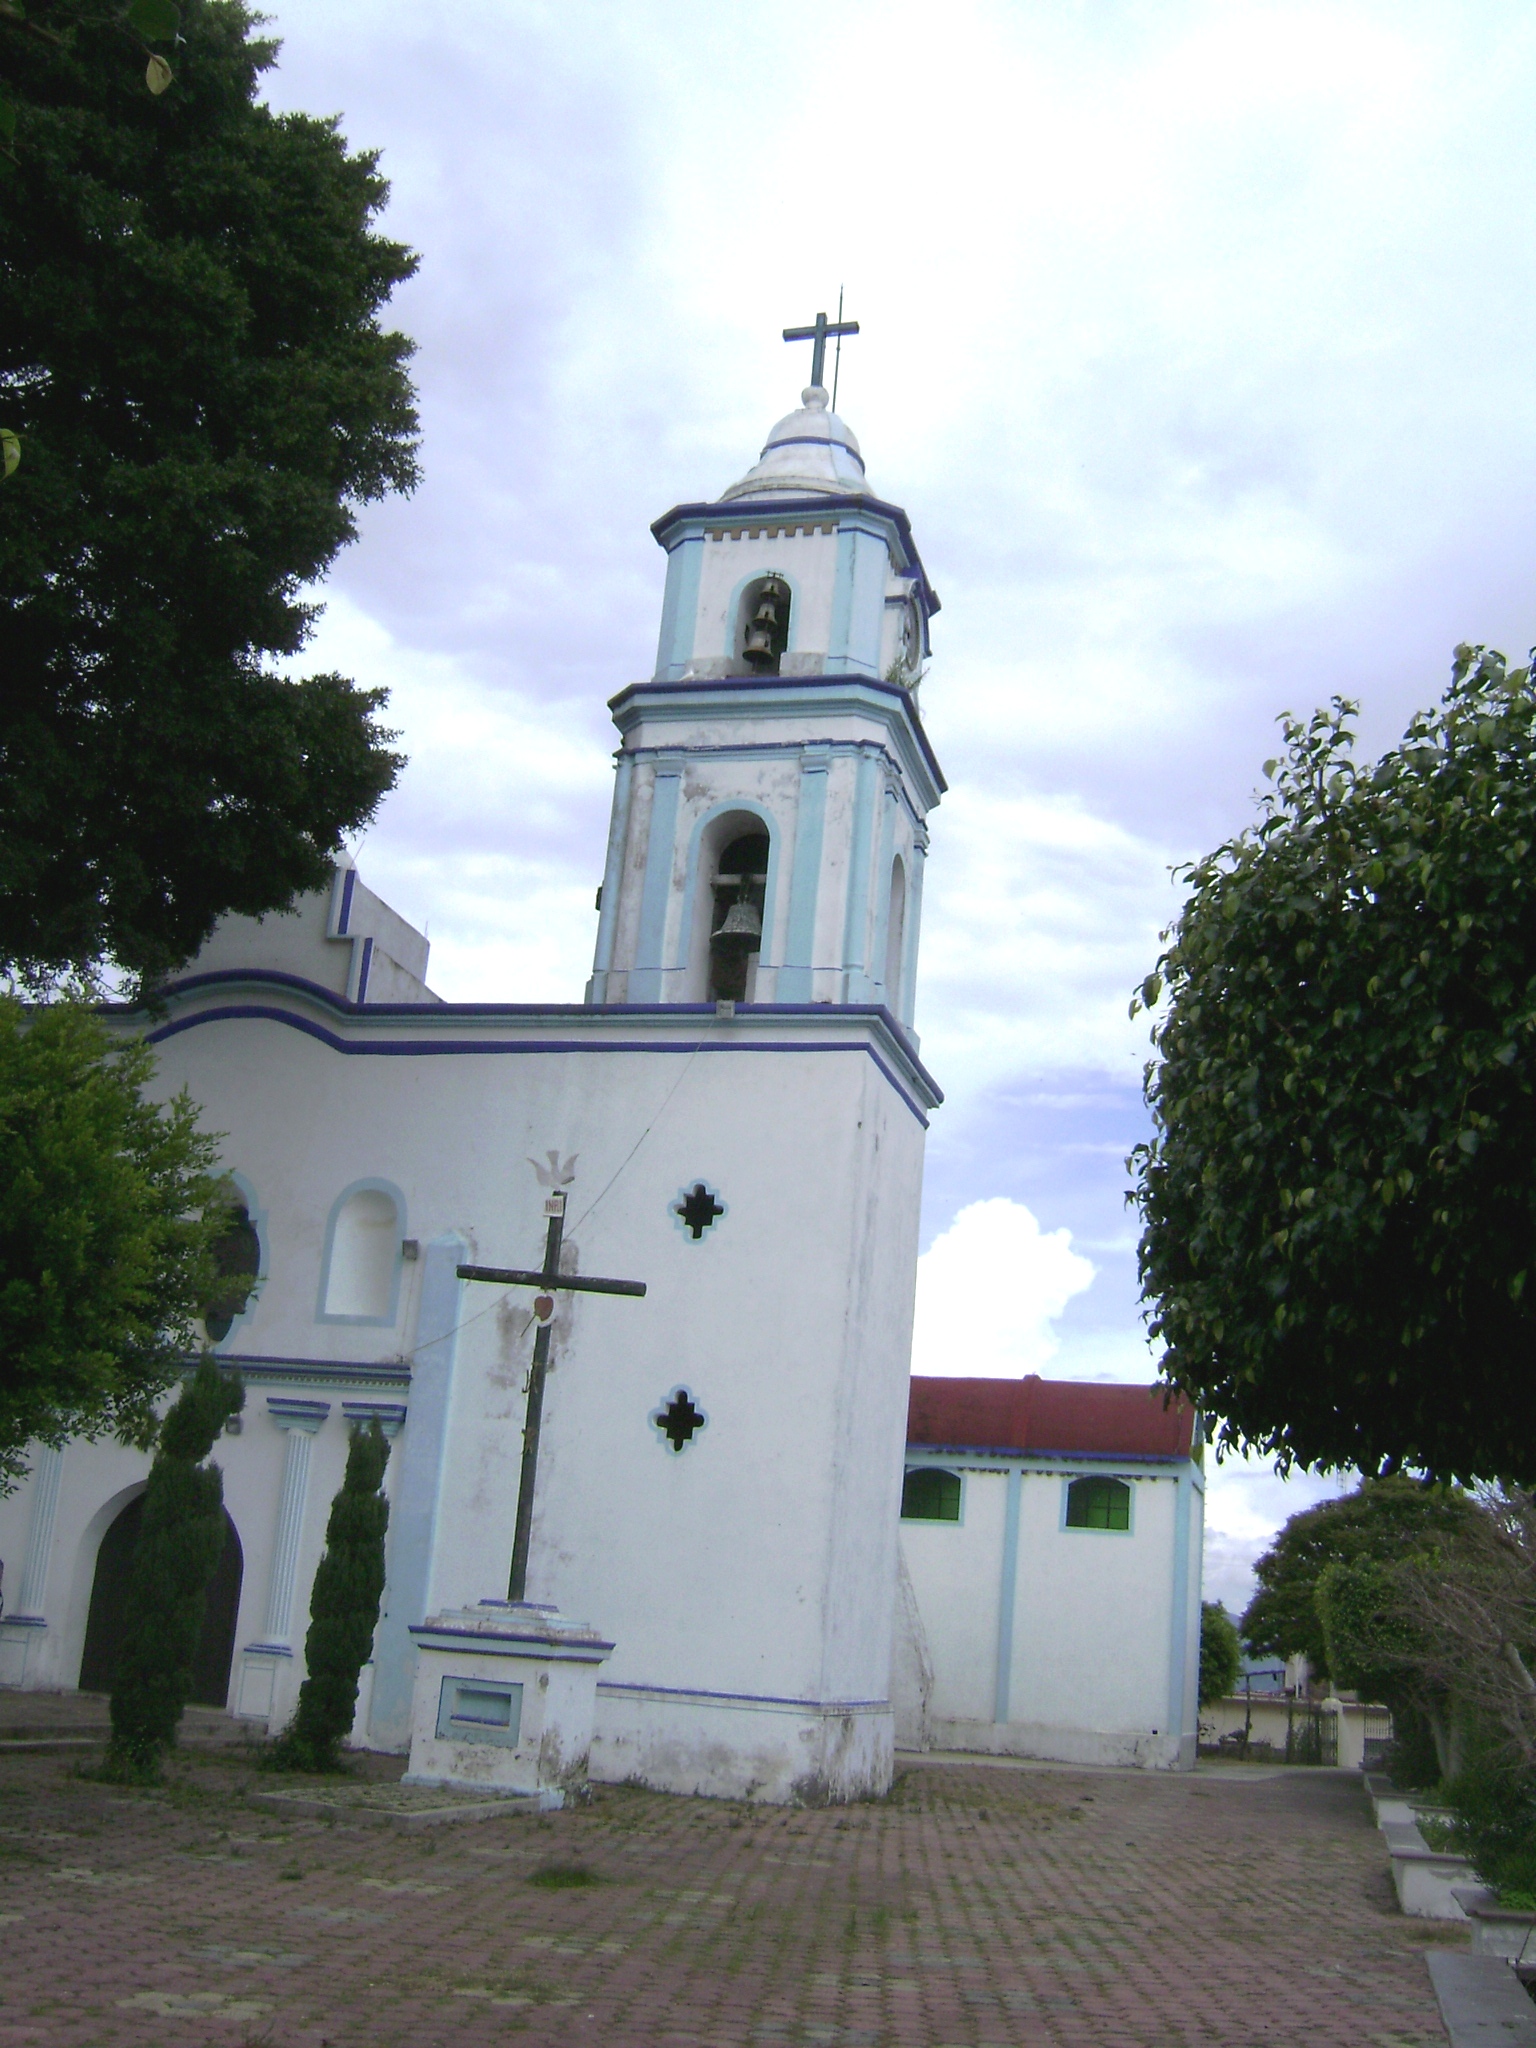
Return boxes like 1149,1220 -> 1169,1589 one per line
388,1031 -> 709,1368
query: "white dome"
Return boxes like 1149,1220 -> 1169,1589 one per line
720,386 -> 870,501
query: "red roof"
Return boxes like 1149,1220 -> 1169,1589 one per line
907,1375 -> 1196,1461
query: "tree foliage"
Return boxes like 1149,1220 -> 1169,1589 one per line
1244,1478 -> 1489,1781
271,1419 -> 390,1773
1198,1601 -> 1242,1707
1313,1557 -> 1433,1703
1133,649 -> 1536,1479
1241,1479 -> 1477,1677
0,998 -> 227,1488
0,0 -> 416,988
105,1353 -> 243,1779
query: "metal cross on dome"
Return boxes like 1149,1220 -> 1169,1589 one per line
458,1168 -> 646,1602
782,307 -> 859,392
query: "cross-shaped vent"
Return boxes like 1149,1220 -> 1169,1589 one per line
653,1389 -> 706,1453
674,1182 -> 725,1241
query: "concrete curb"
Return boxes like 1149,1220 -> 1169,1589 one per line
248,1787 -> 542,1830
1428,1951 -> 1536,2044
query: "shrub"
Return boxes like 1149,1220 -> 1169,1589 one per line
268,1419 -> 390,1773
1199,1602 -> 1243,1707
104,1354 -> 243,1781
1445,1751 -> 1536,1904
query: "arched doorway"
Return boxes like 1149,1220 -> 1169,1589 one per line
78,1495 -> 244,1708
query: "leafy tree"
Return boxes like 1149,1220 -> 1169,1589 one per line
1,0 -> 416,989
1241,1479 -> 1477,1676
269,1419 -> 390,1773
105,1353 -> 243,1779
1133,649 -> 1536,1480
0,997 -> 229,1488
1198,1600 -> 1242,1707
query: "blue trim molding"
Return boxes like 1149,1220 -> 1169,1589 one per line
994,1467 -> 1023,1723
121,979 -> 943,1126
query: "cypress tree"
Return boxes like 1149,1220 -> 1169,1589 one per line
105,1354 -> 243,1781
272,1420 -> 390,1773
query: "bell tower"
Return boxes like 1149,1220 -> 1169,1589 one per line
586,369 -> 944,1022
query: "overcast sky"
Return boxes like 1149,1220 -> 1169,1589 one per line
261,0 -> 1536,1608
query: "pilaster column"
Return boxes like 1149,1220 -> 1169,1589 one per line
252,1399 -> 329,1650
12,1444 -> 64,1621
368,1235 -> 466,1749
631,768 -> 682,1001
779,750 -> 830,1002
588,753 -> 635,1001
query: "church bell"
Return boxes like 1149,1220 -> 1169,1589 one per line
711,897 -> 762,949
742,578 -> 789,669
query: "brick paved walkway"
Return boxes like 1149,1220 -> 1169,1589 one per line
0,1734 -> 1456,2047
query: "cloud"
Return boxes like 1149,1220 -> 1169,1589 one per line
916,786 -> 1179,1105
249,2 -> 1536,1598
911,1198 -> 1095,1379
1201,1452 -> 1355,1616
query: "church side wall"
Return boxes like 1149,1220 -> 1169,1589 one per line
901,1460 -> 1197,1771
815,1063 -> 925,1715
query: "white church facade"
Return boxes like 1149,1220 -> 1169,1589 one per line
0,379 -> 944,1805
0,370 -> 1204,1795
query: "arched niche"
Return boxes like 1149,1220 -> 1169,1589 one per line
78,1491 -> 244,1707
883,856 -> 907,1013
318,1181 -> 405,1324
682,806 -> 778,1003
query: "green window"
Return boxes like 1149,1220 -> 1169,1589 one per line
901,1467 -> 962,1522
1064,1476 -> 1131,1531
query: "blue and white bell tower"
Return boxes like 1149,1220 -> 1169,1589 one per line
587,374 -> 945,1021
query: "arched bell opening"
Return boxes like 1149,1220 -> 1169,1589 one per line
707,826 -> 770,1003
78,1494 -> 244,1708
735,575 -> 791,676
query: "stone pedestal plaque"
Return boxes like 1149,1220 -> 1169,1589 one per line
403,1600 -> 613,1809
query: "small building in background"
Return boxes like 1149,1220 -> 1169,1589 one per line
894,1375 -> 1204,1770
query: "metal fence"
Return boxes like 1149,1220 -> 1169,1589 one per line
1360,1707 -> 1393,1770
1284,1701 -> 1339,1767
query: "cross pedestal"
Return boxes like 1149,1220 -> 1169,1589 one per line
403,1600 -> 614,1809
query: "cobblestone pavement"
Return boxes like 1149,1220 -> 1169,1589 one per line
0,1736 -> 1458,2047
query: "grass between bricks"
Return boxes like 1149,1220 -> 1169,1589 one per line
528,1861 -> 602,1889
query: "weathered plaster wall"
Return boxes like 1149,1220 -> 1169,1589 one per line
897,1457 -> 1204,1772
1,980 -> 935,1803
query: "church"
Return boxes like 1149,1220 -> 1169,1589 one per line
0,356 -> 1204,1797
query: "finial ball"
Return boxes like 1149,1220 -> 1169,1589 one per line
801,385 -> 830,411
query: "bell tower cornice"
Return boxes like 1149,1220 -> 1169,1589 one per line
650,494 -> 940,623
607,672 -> 946,816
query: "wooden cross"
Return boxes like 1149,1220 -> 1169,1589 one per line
782,308 -> 859,391
458,1189 -> 647,1601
